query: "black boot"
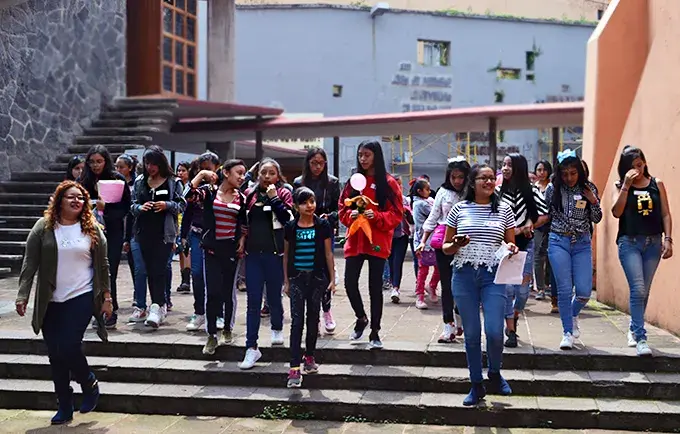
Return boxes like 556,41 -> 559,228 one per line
51,387 -> 74,425
177,268 -> 191,293
79,373 -> 100,413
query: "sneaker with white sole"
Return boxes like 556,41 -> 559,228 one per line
128,307 -> 147,323
203,335 -> 218,355
216,317 -> 225,330
438,323 -> 456,343
382,280 -> 392,291
627,330 -> 637,347
636,340 -> 652,357
271,329 -> 284,345
390,288 -> 400,304
145,304 -> 163,328
239,347 -> 262,370
572,316 -> 581,339
186,314 -> 205,331
323,310 -> 336,334
415,295 -> 427,310
560,332 -> 574,350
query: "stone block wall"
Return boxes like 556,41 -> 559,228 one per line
0,0 -> 126,179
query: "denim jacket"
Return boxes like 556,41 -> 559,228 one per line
130,175 -> 186,244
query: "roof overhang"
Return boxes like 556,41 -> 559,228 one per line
171,98 -> 284,120
171,102 -> 583,142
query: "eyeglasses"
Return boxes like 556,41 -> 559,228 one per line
64,195 -> 85,202
309,160 -> 326,167
475,177 -> 496,183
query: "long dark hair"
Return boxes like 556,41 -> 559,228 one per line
409,178 -> 429,209
442,158 -> 471,192
464,164 -> 500,213
142,145 -> 174,179
302,147 -> 329,188
616,146 -> 651,188
534,160 -> 553,180
501,153 -> 538,222
347,140 -> 396,210
81,145 -> 116,192
65,155 -> 85,181
552,155 -> 588,211
188,157 -> 200,180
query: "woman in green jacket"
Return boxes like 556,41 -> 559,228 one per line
16,180 -> 112,425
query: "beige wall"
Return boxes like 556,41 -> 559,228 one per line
584,0 -> 680,334
237,0 -> 609,21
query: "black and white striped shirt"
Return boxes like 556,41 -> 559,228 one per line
495,185 -> 548,227
445,201 -> 515,271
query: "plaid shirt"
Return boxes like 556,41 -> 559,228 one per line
545,181 -> 602,235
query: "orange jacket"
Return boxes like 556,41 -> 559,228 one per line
338,175 -> 404,259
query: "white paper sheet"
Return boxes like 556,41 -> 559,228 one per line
493,244 -> 528,285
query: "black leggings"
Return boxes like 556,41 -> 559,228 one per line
289,271 -> 325,367
345,254 -> 386,332
139,238 -> 172,307
435,248 -> 456,324
204,240 -> 239,335
105,225 -> 124,312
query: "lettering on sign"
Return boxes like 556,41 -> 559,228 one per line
391,61 -> 454,112
537,95 -> 584,103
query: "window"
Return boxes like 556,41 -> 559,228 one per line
497,68 -> 520,80
332,85 -> 343,97
161,1 -> 198,97
597,9 -> 604,20
417,40 -> 450,67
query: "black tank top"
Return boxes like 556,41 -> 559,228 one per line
617,177 -> 664,240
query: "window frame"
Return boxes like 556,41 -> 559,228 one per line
417,39 -> 451,67
161,1 -> 198,98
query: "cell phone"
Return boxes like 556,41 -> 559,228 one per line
453,234 -> 469,244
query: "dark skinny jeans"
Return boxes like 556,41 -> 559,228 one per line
345,254 -> 386,332
204,239 -> 239,335
288,271 -> 325,368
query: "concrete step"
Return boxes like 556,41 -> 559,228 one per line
1,355 -> 678,401
57,153 -> 122,163
0,254 -> 22,270
83,126 -> 166,136
74,135 -> 153,145
47,163 -> 70,173
0,378 -> 678,431
0,181 -> 58,194
0,193 -> 50,205
67,144 -> 146,154
91,118 -> 170,128
109,98 -> 179,112
0,216 -> 40,229
0,204 -> 46,216
10,172 -> 64,182
0,241 -> 26,255
99,110 -> 174,120
0,228 -> 30,242
1,334 -> 678,373
0,267 -> 11,278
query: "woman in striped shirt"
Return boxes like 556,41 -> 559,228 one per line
185,159 -> 248,356
443,164 -> 518,406
497,154 -> 549,348
545,150 -> 602,350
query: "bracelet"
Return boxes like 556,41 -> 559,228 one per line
665,237 -> 673,244
621,187 -> 629,192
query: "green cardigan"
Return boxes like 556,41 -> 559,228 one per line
16,217 -> 110,342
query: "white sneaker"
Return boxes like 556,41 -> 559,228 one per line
627,330 -> 637,348
636,340 -> 652,356
271,329 -> 284,345
186,314 -> 205,331
572,316 -> 581,339
415,295 -> 427,310
216,317 -> 225,330
560,332 -> 574,350
390,288 -> 400,304
239,347 -> 262,370
128,307 -> 147,323
437,323 -> 456,343
323,310 -> 336,334
334,265 -> 340,286
145,304 -> 162,328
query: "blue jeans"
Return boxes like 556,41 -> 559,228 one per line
131,237 -> 148,310
505,239 -> 534,318
452,264 -> 506,383
189,231 -> 206,316
617,235 -> 662,342
245,252 -> 284,348
548,232 -> 592,334
388,235 -> 409,289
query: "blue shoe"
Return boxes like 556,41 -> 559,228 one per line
463,382 -> 486,406
488,372 -> 512,395
51,388 -> 74,425
79,373 -> 100,413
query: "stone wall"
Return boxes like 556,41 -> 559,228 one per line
0,0 -> 126,179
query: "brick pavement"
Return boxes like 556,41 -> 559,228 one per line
1,254 -> 678,355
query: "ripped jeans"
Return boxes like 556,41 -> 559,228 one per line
548,232 -> 593,335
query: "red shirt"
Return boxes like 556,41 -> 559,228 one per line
338,175 -> 404,259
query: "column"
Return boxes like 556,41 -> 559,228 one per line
207,0 -> 235,102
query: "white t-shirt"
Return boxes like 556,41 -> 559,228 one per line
52,222 -> 93,303
445,201 -> 515,271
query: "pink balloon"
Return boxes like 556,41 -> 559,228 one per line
349,173 -> 367,192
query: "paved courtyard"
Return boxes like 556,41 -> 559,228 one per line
1,254 -> 678,355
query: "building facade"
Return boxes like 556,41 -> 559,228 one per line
233,5 -> 594,181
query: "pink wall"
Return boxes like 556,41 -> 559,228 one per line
585,0 -> 680,334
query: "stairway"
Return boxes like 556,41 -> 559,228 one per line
0,98 -> 178,278
0,334 -> 678,431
